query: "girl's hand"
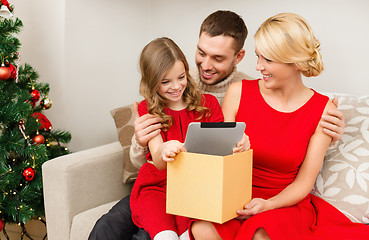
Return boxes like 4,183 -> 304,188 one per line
160,140 -> 186,162
235,198 -> 272,220
233,133 -> 250,153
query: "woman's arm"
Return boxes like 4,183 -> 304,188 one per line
221,82 -> 250,153
237,100 -> 337,217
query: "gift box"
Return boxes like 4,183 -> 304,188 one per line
166,150 -> 253,224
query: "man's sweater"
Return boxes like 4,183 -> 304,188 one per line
191,67 -> 251,104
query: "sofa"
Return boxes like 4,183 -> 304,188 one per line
42,93 -> 369,240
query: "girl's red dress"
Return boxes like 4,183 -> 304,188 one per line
211,80 -> 369,240
130,94 -> 224,239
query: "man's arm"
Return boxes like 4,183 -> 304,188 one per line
320,98 -> 345,143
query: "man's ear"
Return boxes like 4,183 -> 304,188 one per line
234,49 -> 245,65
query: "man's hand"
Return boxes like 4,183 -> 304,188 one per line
133,101 -> 162,147
320,98 -> 345,143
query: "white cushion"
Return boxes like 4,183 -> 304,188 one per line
70,201 -> 118,240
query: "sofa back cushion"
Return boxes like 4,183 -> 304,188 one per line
110,104 -> 140,183
312,93 -> 369,223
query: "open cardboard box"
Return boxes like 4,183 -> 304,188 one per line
166,150 -> 253,224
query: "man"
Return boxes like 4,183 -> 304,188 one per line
89,10 -> 345,240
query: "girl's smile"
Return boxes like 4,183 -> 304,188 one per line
158,60 -> 188,110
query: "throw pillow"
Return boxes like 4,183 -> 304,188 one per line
312,94 -> 369,223
110,104 -> 140,183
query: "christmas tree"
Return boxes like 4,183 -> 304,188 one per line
0,1 -> 71,239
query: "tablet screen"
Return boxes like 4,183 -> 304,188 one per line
184,122 -> 246,156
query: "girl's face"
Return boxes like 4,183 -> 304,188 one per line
158,60 -> 188,109
255,49 -> 300,88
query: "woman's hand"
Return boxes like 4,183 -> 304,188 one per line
233,133 -> 251,153
159,140 -> 186,162
236,198 -> 272,220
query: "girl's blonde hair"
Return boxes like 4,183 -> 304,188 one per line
139,37 -> 209,130
255,13 -> 324,77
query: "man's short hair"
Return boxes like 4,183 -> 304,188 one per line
200,10 -> 248,53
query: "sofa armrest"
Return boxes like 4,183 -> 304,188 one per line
42,141 -> 133,240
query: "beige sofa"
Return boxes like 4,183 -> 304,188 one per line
42,93 -> 369,240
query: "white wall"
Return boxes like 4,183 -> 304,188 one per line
12,0 -> 369,152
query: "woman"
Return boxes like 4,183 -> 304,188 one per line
190,13 -> 369,240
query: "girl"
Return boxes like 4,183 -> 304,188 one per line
191,13 -> 369,240
130,37 -> 249,240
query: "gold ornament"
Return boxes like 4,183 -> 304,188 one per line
40,97 -> 53,109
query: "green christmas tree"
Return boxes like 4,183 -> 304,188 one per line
0,1 -> 71,238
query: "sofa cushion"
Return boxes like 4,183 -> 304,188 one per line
70,201 -> 118,240
110,105 -> 140,183
312,94 -> 369,223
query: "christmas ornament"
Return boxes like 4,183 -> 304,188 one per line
40,97 -> 53,109
22,167 -> 36,181
30,89 -> 41,103
0,64 -> 11,80
5,63 -> 16,80
0,218 -> 4,232
0,1 -> 12,18
19,119 -> 31,146
11,51 -> 20,82
31,112 -> 53,131
32,133 -> 45,145
1,0 -> 12,11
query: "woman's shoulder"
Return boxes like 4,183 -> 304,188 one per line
311,90 -> 337,114
228,79 -> 258,91
225,81 -> 244,98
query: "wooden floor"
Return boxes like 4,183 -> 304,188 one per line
0,219 -> 47,240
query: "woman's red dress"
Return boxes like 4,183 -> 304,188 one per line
212,80 -> 369,240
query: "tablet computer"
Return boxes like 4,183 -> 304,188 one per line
184,122 -> 246,156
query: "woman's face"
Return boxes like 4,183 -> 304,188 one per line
255,49 -> 300,88
158,60 -> 188,109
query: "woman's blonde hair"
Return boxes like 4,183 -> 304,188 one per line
255,13 -> 323,77
139,37 -> 209,130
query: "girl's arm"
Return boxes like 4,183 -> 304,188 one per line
237,100 -> 337,218
148,134 -> 186,170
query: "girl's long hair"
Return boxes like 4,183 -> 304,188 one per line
139,37 -> 210,130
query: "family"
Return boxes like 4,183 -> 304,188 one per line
89,10 -> 369,240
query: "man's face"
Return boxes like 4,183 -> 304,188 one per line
195,33 -> 241,85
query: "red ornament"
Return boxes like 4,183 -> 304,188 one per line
0,65 -> 11,81
0,218 -> 4,232
1,0 -> 12,11
31,112 -> 53,131
22,167 -> 36,181
30,89 -> 41,103
5,63 -> 16,80
32,134 -> 45,145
